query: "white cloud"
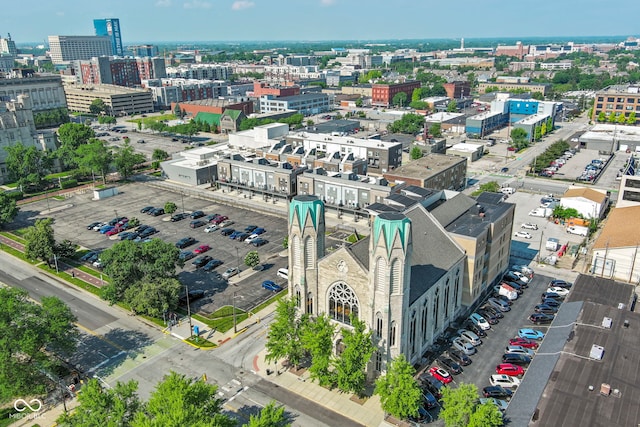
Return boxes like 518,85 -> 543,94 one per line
155,0 -> 171,6
320,0 -> 336,5
184,0 -> 212,9
231,1 -> 255,10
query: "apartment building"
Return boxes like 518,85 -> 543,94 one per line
259,93 -> 330,116
477,81 -> 550,96
145,78 -> 228,109
48,35 -> 112,64
371,81 -> 421,107
165,64 -> 233,80
591,85 -> 640,125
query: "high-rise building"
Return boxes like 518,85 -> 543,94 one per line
0,33 -> 17,55
93,18 -> 123,56
48,35 -> 112,64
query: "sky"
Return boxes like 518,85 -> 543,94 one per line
1,0 -> 638,44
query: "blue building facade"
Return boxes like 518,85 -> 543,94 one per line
94,18 -> 123,56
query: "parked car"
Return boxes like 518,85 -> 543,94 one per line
220,228 -> 235,236
487,297 -> 510,312
494,294 -> 514,307
203,259 -> 224,271
514,231 -> 532,239
204,224 -> 220,233
171,213 -> 189,222
229,231 -> 242,240
108,216 -> 127,226
262,280 -> 283,292
222,267 -> 239,279
505,345 -> 536,358
478,308 -> 501,323
99,225 -> 115,234
534,304 -> 558,315
220,220 -> 235,227
437,357 -> 462,375
463,320 -> 487,337
542,298 -> 562,308
192,255 -> 213,268
420,375 -> 444,400
251,227 -> 266,235
190,210 -> 205,219
448,349 -> 472,366
176,237 -> 196,249
80,251 -> 98,262
490,374 -> 521,389
422,390 -> 438,410
518,328 -> 545,341
206,214 -> 220,222
479,398 -> 509,413
510,271 -> 530,284
541,291 -> 564,301
190,220 -> 206,229
179,250 -> 195,261
244,225 -> 258,233
501,353 -> 531,366
150,208 -> 165,216
235,232 -> 250,242
251,238 -> 269,247
452,337 -> 476,355
509,337 -> 539,349
495,363 -> 524,377
546,287 -> 570,296
121,232 -> 139,241
140,206 -> 154,214
511,264 -> 534,277
179,289 -> 205,305
469,313 -> 491,330
138,227 -> 157,238
194,244 -> 211,254
521,223 -> 538,230
529,313 -> 554,324
92,222 -> 107,231
549,279 -> 572,289
482,386 -> 513,401
457,329 -> 482,346
211,215 -> 228,225
105,227 -> 123,236
429,366 -> 452,384
87,221 -> 102,230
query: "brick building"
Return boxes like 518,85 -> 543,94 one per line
252,82 -> 300,98
170,98 -> 254,117
591,85 -> 640,125
443,81 -> 471,99
371,81 -> 421,107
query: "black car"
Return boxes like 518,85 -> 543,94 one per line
251,238 -> 269,247
235,232 -> 250,241
478,309 -> 499,325
541,291 -> 564,301
542,298 -> 562,308
463,321 -> 487,337
140,206 -> 154,214
192,255 -> 213,268
494,294 -> 514,306
190,210 -> 205,219
135,224 -> 150,233
138,227 -> 157,238
179,289 -> 205,305
419,375 -> 445,399
502,353 -> 531,366
481,305 -> 504,319
87,221 -> 101,230
119,231 -> 136,240
549,279 -> 572,289
203,259 -> 224,271
448,349 -> 472,366
150,208 -> 165,216
220,228 -> 235,236
206,214 -> 220,222
500,167 -> 509,173
437,357 -> 462,375
176,237 -> 196,249
244,225 -> 258,233
108,216 -> 127,226
529,313 -> 554,324
482,386 -> 513,401
80,251 -> 97,261
179,250 -> 195,261
534,304 -> 558,314
504,272 -> 527,287
190,220 -> 206,229
171,213 -> 189,222
122,232 -> 139,241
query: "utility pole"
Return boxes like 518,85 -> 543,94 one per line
185,284 -> 193,337
233,291 -> 237,333
537,231 -> 544,263
601,241 -> 609,278
629,243 -> 639,283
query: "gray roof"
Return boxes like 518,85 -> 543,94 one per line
385,193 -> 419,209
444,195 -> 514,238
565,275 -> 635,309
404,204 -> 465,305
364,203 -> 400,214
401,185 -> 435,199
429,193 -> 477,227
475,191 -> 506,205
347,236 -> 370,271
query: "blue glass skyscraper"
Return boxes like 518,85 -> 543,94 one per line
93,18 -> 123,56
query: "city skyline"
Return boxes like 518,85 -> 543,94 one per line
1,0 -> 639,44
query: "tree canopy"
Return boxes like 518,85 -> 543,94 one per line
113,141 -> 147,180
4,142 -> 53,190
375,354 -> 422,420
439,383 -> 503,427
333,315 -> 375,395
24,218 -> 56,265
265,297 -> 308,369
0,192 -> 19,228
89,98 -> 107,115
471,181 -> 501,196
387,113 -> 425,134
74,139 -> 113,184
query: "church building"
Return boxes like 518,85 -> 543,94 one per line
288,195 -> 466,376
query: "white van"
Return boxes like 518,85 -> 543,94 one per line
277,268 -> 289,280
500,187 -> 516,195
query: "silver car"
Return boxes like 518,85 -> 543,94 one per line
452,337 -> 476,355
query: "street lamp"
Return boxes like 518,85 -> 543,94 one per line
185,284 -> 193,337
235,247 -> 240,272
181,192 -> 185,214
233,291 -> 237,333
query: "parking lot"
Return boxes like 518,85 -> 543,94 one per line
12,182 -> 289,315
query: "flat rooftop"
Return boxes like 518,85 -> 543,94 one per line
63,84 -> 149,95
383,153 -> 466,179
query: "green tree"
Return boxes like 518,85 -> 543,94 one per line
132,372 -> 235,427
244,250 -> 260,268
74,139 -> 113,184
100,239 -> 182,304
597,111 -> 606,122
113,141 -> 146,180
174,103 -> 183,119
24,218 -> 56,265
301,314 -> 336,386
243,401 -> 290,427
534,125 -> 542,141
125,278 -> 181,317
89,98 -> 107,115
0,191 -> 19,228
411,88 -> 422,102
54,239 -> 78,259
531,91 -> 544,100
0,287 -> 78,402
57,123 -> 95,148
439,383 -> 479,427
164,201 -> 177,214
334,315 -> 375,395
4,142 -> 52,190
429,123 -> 442,138
375,354 -> 422,420
446,100 -> 458,112
410,146 -> 423,160
387,113 -> 425,134
617,113 -> 627,124
265,297 -> 308,369
607,111 -> 617,123
355,97 -> 363,108
98,115 -> 117,126
58,379 -> 141,426
627,111 -> 637,125
282,236 -> 289,249
471,181 -> 501,196
392,92 -> 408,107
468,401 -> 504,427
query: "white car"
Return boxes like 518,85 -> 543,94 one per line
470,313 -> 491,331
511,265 -> 534,276
490,374 -> 521,389
514,231 -> 532,239
505,345 -> 535,358
510,271 -> 530,284
204,224 -> 220,233
452,337 -> 476,355
245,234 -> 260,244
521,223 -> 538,230
457,329 -> 482,346
547,287 -> 570,296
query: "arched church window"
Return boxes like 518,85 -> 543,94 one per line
292,235 -> 301,267
306,292 -> 313,314
390,258 -> 401,294
328,282 -> 359,326
433,289 -> 440,330
375,312 -> 383,339
374,257 -> 386,293
294,285 -> 301,308
422,299 -> 429,341
444,280 -> 450,319
410,311 -> 417,355
389,321 -> 397,347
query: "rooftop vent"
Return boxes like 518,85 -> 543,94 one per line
602,317 -> 612,329
590,344 -> 604,360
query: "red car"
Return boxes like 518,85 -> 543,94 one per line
105,226 -> 123,236
429,366 -> 452,384
509,337 -> 539,349
211,215 -> 228,225
495,363 -> 525,378
194,244 -> 211,254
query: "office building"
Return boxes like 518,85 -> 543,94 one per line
63,84 -> 153,115
48,35 -> 112,64
129,44 -> 158,57
371,81 -> 421,107
259,93 -> 330,116
93,18 -> 123,56
0,34 -> 17,55
591,85 -> 640,125
0,74 -> 67,112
